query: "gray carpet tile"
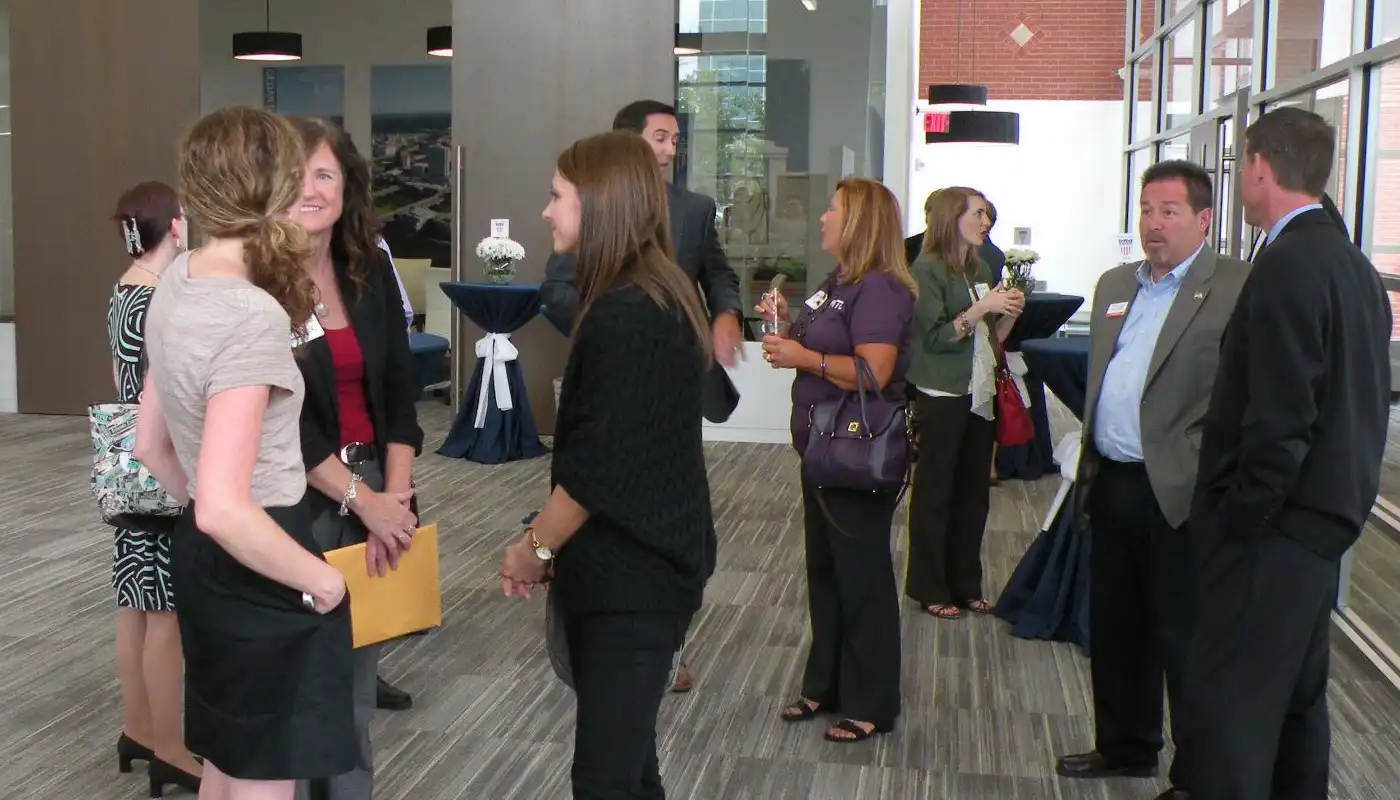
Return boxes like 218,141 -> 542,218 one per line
0,396 -> 1396,798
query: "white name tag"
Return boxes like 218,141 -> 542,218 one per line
1106,301 -> 1129,318
805,290 -> 828,310
290,314 -> 326,348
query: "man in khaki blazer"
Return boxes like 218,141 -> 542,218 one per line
1055,161 -> 1250,800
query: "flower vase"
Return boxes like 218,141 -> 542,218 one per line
484,258 -> 516,285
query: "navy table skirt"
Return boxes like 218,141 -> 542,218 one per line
994,335 -> 1093,652
436,282 -> 550,464
996,293 -> 1084,481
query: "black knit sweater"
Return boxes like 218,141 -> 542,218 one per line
549,284 -> 717,615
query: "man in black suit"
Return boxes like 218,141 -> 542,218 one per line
1177,107 -> 1391,800
541,99 -> 744,364
539,99 -> 744,694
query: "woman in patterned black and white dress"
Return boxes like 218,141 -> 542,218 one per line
105,182 -> 203,791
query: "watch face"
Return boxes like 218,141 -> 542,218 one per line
535,546 -> 554,561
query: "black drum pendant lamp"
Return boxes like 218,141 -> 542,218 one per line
674,26 -> 702,56
924,0 -> 1019,145
950,109 -> 1020,145
233,0 -> 302,61
927,83 -> 988,107
427,25 -> 452,57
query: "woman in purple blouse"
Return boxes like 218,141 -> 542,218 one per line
756,178 -> 916,743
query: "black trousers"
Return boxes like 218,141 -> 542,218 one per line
1087,459 -> 1197,787
566,611 -> 691,800
1179,525 -> 1337,800
905,393 -> 995,606
800,478 -> 902,729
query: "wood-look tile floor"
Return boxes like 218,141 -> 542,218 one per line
2,399 -> 1399,799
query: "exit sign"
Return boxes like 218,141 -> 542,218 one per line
924,111 -> 950,134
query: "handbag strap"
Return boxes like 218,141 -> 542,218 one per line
963,274 -> 1013,375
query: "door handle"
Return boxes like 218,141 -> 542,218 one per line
450,144 -> 465,415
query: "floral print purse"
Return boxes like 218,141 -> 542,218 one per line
87,402 -> 183,523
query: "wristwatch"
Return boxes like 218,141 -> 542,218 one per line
526,526 -> 554,562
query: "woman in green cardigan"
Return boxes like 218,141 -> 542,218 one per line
904,186 -> 1024,620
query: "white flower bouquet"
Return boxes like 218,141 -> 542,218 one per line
475,236 -> 526,284
1002,248 -> 1039,294
475,236 -> 525,265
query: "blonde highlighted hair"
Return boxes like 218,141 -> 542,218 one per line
831,178 -> 917,296
178,107 -> 315,332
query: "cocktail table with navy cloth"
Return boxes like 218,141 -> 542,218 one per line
994,335 -> 1093,652
436,281 -> 549,464
996,293 -> 1085,481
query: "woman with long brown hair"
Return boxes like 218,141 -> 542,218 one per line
904,186 -> 1024,621
285,116 -> 422,800
756,177 -> 916,743
497,131 -> 716,797
134,107 -> 356,800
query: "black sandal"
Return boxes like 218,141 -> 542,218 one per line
823,718 -> 887,743
780,698 -> 822,722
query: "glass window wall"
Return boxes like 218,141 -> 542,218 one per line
1122,0 -> 1400,680
676,0 -> 888,314
1207,0 -> 1256,107
1267,0 -> 1354,89
1163,19 -> 1199,130
1131,51 -> 1158,142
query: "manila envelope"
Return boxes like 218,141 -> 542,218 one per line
324,523 -> 443,648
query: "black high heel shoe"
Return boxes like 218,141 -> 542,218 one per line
117,733 -> 154,773
148,757 -> 201,798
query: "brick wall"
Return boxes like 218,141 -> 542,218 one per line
919,0 -> 1127,102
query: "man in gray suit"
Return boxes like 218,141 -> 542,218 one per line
1055,160 -> 1250,800
539,99 -> 744,694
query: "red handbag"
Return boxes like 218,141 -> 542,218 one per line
987,323 -> 1034,446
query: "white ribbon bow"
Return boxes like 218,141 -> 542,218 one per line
473,332 -> 518,428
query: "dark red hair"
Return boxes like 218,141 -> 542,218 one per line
112,181 -> 180,257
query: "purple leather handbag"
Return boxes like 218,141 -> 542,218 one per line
802,356 -> 912,494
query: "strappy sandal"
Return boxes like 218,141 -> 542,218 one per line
964,599 -> 993,614
923,603 -> 961,619
780,698 -> 823,722
824,718 -> 887,743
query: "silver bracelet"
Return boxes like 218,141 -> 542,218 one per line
338,473 -> 363,517
301,591 -> 316,611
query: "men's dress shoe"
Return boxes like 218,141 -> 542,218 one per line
1055,751 -> 1158,779
376,676 -> 413,711
1152,790 -> 1188,800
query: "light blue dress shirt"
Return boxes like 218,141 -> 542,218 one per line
1092,244 -> 1203,463
1266,203 -> 1324,244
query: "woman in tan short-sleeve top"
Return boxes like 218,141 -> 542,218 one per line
134,106 -> 357,799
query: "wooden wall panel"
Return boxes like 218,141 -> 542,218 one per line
12,0 -> 201,414
451,0 -> 676,433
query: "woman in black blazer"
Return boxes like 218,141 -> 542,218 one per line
287,116 -> 423,800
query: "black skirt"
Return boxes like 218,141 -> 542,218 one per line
171,496 -> 357,780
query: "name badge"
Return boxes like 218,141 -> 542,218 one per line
291,314 -> 326,348
972,282 -> 990,300
805,290 -> 828,310
1105,301 -> 1129,318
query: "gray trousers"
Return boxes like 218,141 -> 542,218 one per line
295,461 -> 384,800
